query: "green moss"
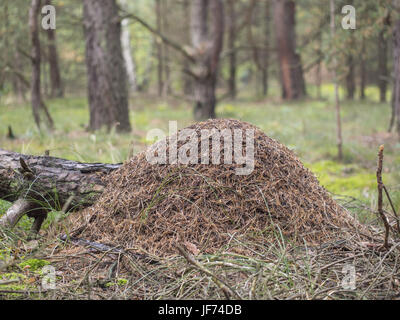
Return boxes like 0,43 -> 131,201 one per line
105,278 -> 129,287
18,259 -> 50,271
0,272 -> 26,281
308,161 -> 376,200
0,273 -> 38,299
117,278 -> 128,286
0,199 -> 11,215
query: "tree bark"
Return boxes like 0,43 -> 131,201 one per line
262,0 -> 270,97
182,0 -> 193,96
330,0 -> 343,161
392,1 -> 400,137
316,30 -> 322,100
248,0 -> 270,97
0,2 -> 9,93
83,0 -> 131,132
155,0 -> 164,97
274,0 -> 306,100
227,0 -> 237,100
359,37 -> 366,100
120,0 -> 137,93
0,148 -> 121,231
346,54 -> 355,100
29,0 -> 54,130
191,0 -> 224,120
378,29 -> 388,103
162,0 -> 172,96
45,0 -> 63,98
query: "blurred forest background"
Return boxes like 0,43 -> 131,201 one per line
0,0 -> 399,222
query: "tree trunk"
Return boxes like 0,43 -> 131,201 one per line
83,0 -> 131,132
155,0 -> 164,97
191,0 -> 224,120
274,0 -> 306,100
0,3 -> 9,93
378,29 -> 388,103
162,0 -> 172,96
392,1 -> 400,137
227,0 -> 236,100
346,54 -> 355,100
330,0 -> 343,161
120,0 -> 137,93
182,0 -> 193,96
45,0 -> 63,98
316,30 -> 322,100
359,37 -> 366,100
0,149 -> 120,231
262,0 -> 270,97
29,0 -> 54,130
12,44 -> 28,103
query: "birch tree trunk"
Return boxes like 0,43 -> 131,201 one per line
120,0 -> 137,93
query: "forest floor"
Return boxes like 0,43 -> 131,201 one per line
0,85 -> 399,299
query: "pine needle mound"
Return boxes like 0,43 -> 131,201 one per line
71,119 -> 360,257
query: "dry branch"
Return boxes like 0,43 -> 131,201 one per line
376,145 -> 390,249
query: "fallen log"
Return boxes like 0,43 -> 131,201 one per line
0,149 -> 121,232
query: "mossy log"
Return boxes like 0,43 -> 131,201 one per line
0,148 -> 121,232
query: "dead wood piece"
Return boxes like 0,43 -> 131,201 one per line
0,148 -> 122,231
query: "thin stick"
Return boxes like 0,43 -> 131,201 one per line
0,279 -> 20,285
383,185 -> 400,234
376,145 -> 390,249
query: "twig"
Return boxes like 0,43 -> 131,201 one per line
376,145 -> 390,249
0,289 -> 44,294
382,185 -> 400,234
176,244 -> 242,300
0,279 -> 20,285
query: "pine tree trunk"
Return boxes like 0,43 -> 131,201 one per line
0,3 -> 9,93
346,54 -> 355,100
274,0 -> 306,100
378,29 -> 388,103
162,0 -> 172,96
29,0 -> 54,130
155,0 -> 164,97
182,0 -> 193,96
392,1 -> 400,137
191,0 -> 224,120
227,0 -> 236,100
45,0 -> 63,98
330,0 -> 343,160
316,30 -> 322,100
83,0 -> 131,132
262,0 -> 270,97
